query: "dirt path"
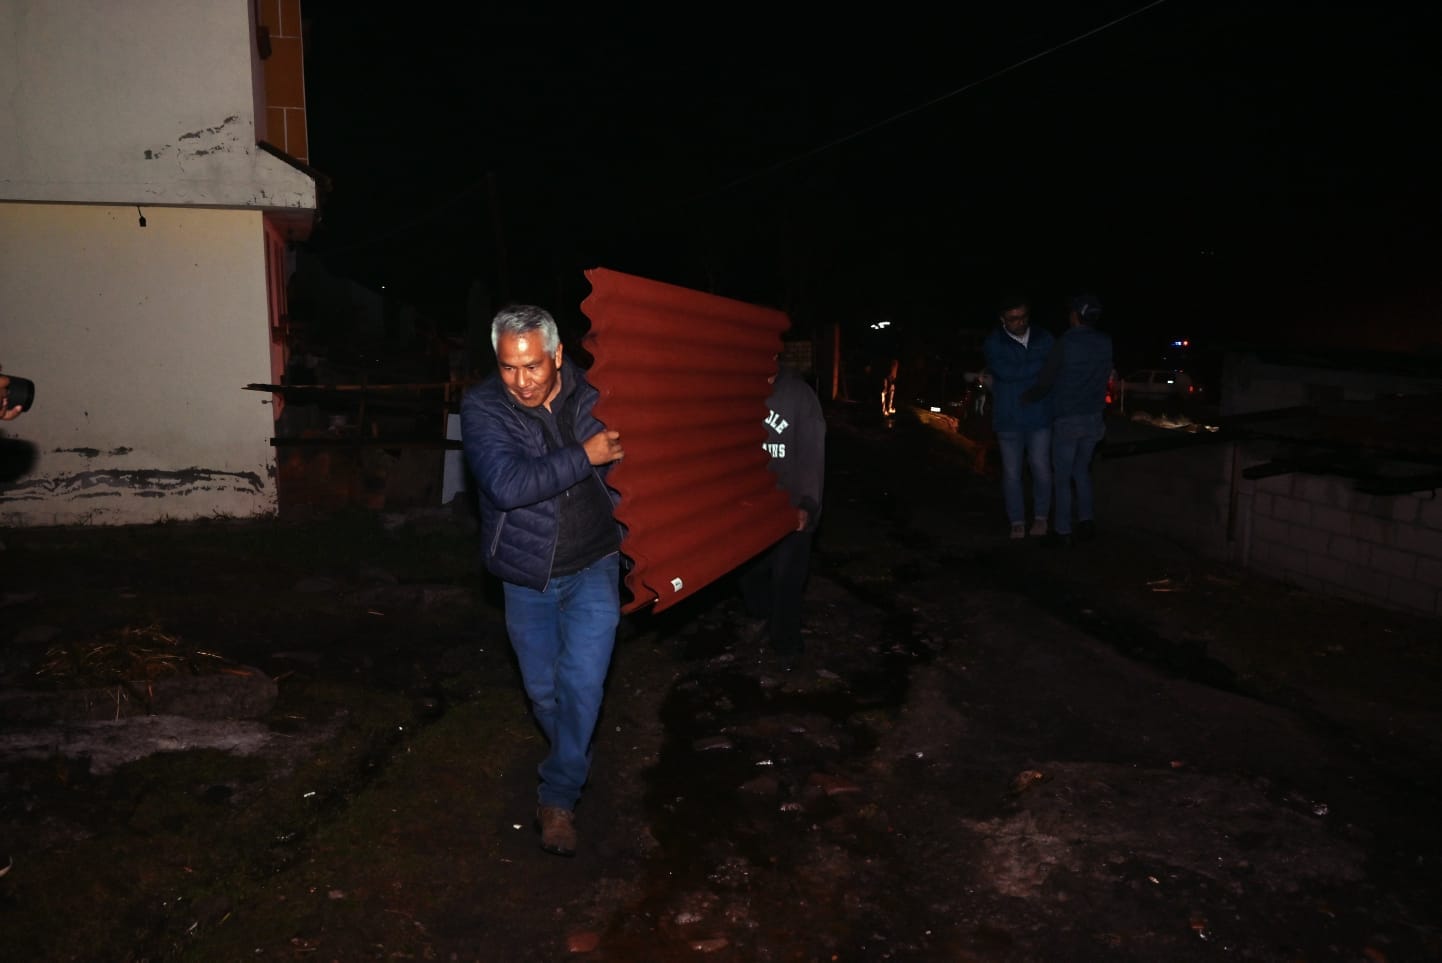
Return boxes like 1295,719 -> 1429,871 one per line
2,413 -> 1439,961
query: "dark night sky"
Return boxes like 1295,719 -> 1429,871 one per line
296,2 -> 1440,367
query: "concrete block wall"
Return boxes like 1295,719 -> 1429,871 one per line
1092,421 -> 1442,619
1246,468 -> 1442,618
1092,436 -> 1235,563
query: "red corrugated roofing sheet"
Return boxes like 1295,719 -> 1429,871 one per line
581,267 -> 798,614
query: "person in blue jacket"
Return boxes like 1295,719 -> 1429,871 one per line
1023,292 -> 1115,545
460,304 -> 625,858
981,295 -> 1055,539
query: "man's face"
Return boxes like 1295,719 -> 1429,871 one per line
1001,305 -> 1030,336
496,331 -> 562,409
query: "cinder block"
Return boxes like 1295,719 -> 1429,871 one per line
1350,513 -> 1390,545
1415,555 -> 1442,588
1288,524 -> 1330,555
1370,545 -> 1418,579
1387,578 -> 1439,617
1387,497 -> 1420,525
1394,524 -> 1442,559
1306,553 -> 1349,587
1272,496 -> 1312,525
1312,504 -> 1350,535
1253,515 -> 1289,545
1345,489 -> 1389,518
1344,564 -> 1390,599
1327,535 -> 1370,566
1419,496 -> 1442,532
1294,474 -> 1343,506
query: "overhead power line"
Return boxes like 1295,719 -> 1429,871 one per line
687,0 -> 1174,204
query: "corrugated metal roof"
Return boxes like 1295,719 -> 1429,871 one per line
582,267 -> 798,613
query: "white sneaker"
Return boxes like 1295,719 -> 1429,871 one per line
1010,522 -> 1025,540
1030,519 -> 1049,537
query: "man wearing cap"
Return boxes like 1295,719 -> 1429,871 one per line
1022,293 -> 1114,545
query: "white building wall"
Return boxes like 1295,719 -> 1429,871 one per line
0,203 -> 279,524
0,0 -> 314,210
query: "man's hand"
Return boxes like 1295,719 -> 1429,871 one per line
795,508 -> 809,532
0,374 -> 20,421
583,429 -> 624,466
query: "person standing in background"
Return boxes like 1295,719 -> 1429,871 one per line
1023,293 -> 1115,546
981,295 -> 1055,539
739,361 -> 826,669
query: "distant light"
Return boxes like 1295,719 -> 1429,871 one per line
930,406 -> 941,413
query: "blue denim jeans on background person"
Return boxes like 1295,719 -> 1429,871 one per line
501,552 -> 621,811
1051,413 -> 1106,535
995,428 -> 1052,526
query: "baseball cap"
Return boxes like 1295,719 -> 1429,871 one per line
1070,293 -> 1103,321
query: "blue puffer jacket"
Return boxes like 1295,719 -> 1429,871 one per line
1027,325 -> 1115,418
982,324 -> 1055,432
460,359 -> 619,590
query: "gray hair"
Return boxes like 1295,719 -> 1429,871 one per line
491,304 -> 561,355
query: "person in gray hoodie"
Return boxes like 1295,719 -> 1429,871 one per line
1023,293 -> 1114,545
739,362 -> 826,665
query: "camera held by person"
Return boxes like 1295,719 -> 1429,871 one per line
0,368 -> 35,420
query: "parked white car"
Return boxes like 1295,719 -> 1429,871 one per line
1120,368 -> 1202,406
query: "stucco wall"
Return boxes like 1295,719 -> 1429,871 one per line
0,203 -> 279,525
0,0 -> 314,210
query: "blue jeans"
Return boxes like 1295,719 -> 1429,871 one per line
502,552 -> 620,810
1052,413 -> 1105,535
995,428 -> 1052,526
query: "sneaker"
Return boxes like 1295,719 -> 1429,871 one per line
1076,520 -> 1096,542
1010,522 -> 1025,540
1030,518 -> 1049,537
537,806 -> 577,857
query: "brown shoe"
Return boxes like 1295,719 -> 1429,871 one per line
537,806 -> 577,857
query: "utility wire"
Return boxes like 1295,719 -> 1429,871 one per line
686,0 -> 1174,205
316,0 -> 1173,256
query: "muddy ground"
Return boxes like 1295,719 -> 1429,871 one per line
1,409 -> 1439,962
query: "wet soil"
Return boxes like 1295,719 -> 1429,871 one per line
2,409 -> 1440,961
